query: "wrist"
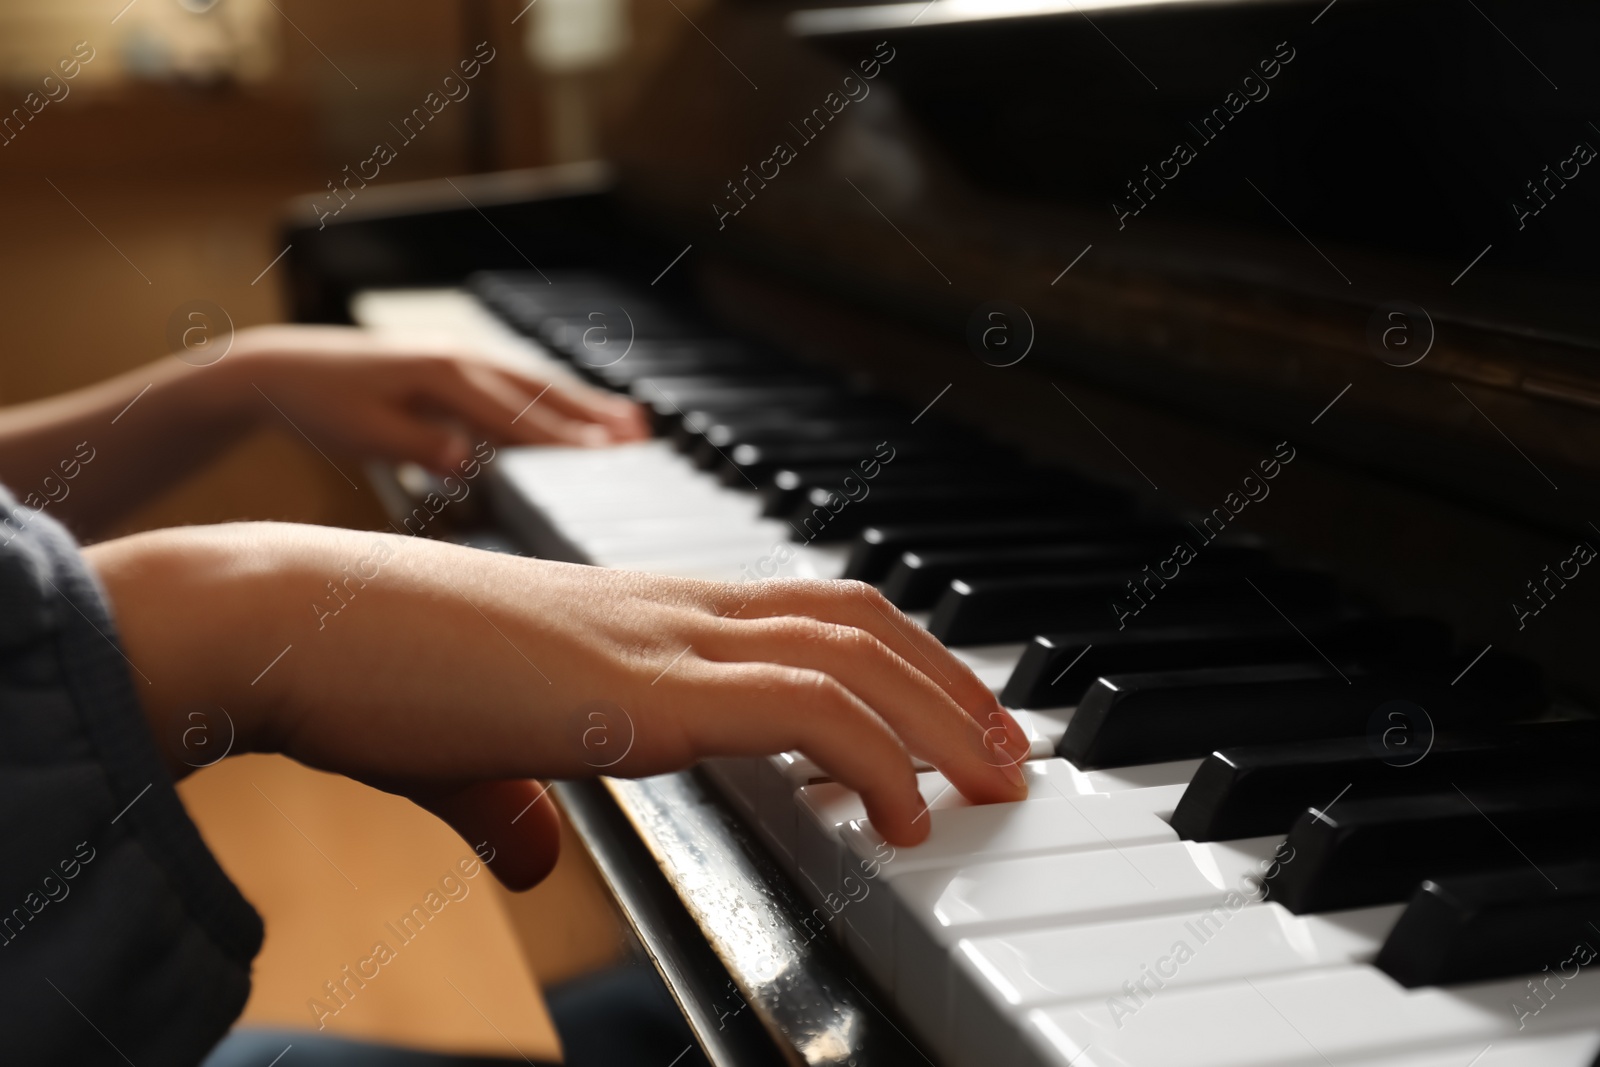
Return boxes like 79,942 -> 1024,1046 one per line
83,524 -> 302,778
186,344 -> 268,432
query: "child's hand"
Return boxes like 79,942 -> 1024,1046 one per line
222,325 -> 648,470
86,525 -> 1031,889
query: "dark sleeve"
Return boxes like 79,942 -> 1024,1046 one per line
0,485 -> 263,1066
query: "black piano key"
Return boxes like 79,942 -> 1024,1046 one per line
1063,662 -> 1331,766
583,344 -> 780,387
671,398 -> 874,441
472,269 -> 633,302
634,381 -> 843,433
771,465 -> 1077,513
690,419 -> 945,470
884,542 -> 1272,611
761,462 -> 998,518
929,568 -> 1342,646
678,404 -> 899,450
589,355 -> 750,389
718,438 -> 980,487
535,309 -> 706,350
784,482 -> 1124,543
473,278 -> 665,332
999,616 -> 1452,708
1442,646 -> 1545,709
1171,719 -> 1600,841
1272,783 -> 1600,913
843,518 -> 1176,584
1062,665 -> 1535,768
629,375 -> 839,405
1374,864 -> 1600,987
638,375 -> 832,398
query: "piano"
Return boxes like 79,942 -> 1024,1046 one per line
281,1 -> 1600,1064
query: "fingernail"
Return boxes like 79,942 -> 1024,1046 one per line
439,433 -> 471,469
997,751 -> 1027,793
1001,707 -> 1029,751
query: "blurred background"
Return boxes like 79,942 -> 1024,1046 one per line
0,0 -> 700,1058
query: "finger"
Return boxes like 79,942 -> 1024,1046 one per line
729,579 -> 1031,762
416,778 -> 562,891
499,368 -> 649,441
448,364 -> 624,447
504,392 -> 614,447
533,381 -> 649,441
344,405 -> 471,472
696,617 -> 1025,804
406,360 -> 604,447
673,659 -> 930,846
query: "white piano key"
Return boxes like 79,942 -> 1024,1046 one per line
544,494 -> 766,523
891,836 -> 1288,1058
1009,708 -> 1071,756
748,711 -> 1063,823
555,515 -> 784,546
743,712 -> 1077,878
843,787 -> 1189,1050
831,784 -> 1180,1055
790,543 -> 852,579
750,752 -> 822,873
789,773 -> 979,989
952,903 -> 1403,1067
352,288 -> 577,379
581,530 -> 782,559
841,785 -> 1187,876
792,756 -> 1205,958
1346,1031 -> 1600,1067
894,836 -> 1289,939
1025,963 -> 1600,1067
773,749 -> 967,888
1050,757 -> 1206,795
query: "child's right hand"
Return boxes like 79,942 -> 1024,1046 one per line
85,524 -> 1031,888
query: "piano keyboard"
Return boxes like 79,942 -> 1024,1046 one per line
353,275 -> 1600,1067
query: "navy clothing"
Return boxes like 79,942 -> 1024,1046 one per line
0,486 -> 263,1065
0,486 -> 707,1067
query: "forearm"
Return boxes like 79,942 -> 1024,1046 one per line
83,524 -> 614,783
0,357 -> 255,538
85,522 -> 1029,854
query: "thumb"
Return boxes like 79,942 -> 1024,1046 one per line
415,779 -> 562,891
